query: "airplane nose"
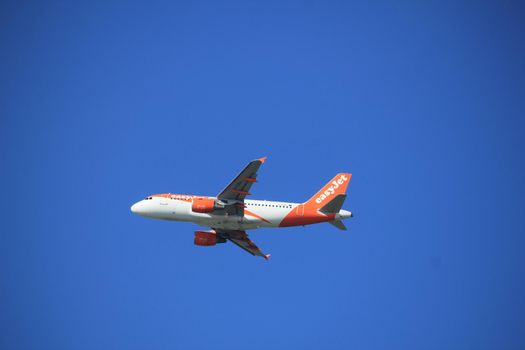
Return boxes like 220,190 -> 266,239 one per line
130,202 -> 142,214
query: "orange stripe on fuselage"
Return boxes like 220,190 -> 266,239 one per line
244,209 -> 271,223
151,194 -> 193,202
279,205 -> 335,227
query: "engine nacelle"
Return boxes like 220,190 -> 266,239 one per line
192,197 -> 216,213
194,230 -> 217,246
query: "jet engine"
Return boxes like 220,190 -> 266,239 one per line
191,197 -> 216,213
194,230 -> 218,246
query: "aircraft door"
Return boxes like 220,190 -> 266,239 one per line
296,204 -> 304,216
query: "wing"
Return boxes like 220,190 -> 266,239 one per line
217,157 -> 266,216
216,229 -> 270,260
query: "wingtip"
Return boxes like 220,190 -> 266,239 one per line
258,156 -> 267,163
264,254 -> 271,260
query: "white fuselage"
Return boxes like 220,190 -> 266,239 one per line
131,196 -> 300,230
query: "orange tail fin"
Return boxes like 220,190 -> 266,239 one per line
303,173 -> 352,210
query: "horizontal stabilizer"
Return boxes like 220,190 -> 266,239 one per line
319,194 -> 347,214
328,220 -> 347,230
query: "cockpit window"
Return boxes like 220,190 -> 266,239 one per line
144,196 -> 153,200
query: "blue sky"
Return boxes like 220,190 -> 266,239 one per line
1,1 -> 525,349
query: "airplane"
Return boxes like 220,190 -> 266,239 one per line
130,157 -> 353,259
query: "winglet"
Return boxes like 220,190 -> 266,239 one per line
264,254 -> 271,260
258,157 -> 267,164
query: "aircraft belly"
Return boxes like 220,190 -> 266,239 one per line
183,205 -> 285,230
190,212 -> 278,230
